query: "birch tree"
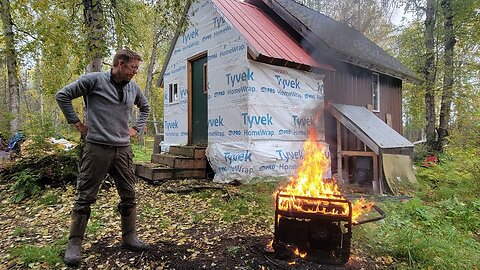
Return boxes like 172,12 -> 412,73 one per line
0,0 -> 20,133
83,0 -> 106,72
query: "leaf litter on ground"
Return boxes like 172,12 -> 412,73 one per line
0,177 -> 392,269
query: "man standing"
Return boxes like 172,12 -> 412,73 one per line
56,49 -> 151,266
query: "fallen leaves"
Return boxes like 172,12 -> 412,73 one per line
0,178 -> 395,269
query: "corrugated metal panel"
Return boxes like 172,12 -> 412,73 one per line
330,103 -> 413,149
213,0 -> 334,71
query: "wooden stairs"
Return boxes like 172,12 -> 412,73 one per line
134,145 -> 208,183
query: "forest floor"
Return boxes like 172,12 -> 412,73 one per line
0,178 -> 392,270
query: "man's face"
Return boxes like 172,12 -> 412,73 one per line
118,59 -> 140,81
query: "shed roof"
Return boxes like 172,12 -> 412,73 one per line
328,103 -> 413,155
213,0 -> 334,71
258,0 -> 421,83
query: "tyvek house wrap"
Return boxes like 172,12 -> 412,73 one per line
162,0 -> 331,183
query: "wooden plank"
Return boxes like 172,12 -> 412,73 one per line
153,134 -> 163,154
378,151 -> 384,195
169,146 -> 195,157
194,148 -> 206,159
135,163 -> 206,181
372,154 -> 379,194
386,113 -> 392,127
151,153 -> 175,167
173,158 -> 206,169
336,119 -> 343,182
174,169 -> 206,179
135,164 -> 174,181
169,145 -> 206,159
341,150 -> 376,157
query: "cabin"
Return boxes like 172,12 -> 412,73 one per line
142,0 -> 419,194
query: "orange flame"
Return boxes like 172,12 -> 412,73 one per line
277,129 -> 373,222
293,247 -> 307,258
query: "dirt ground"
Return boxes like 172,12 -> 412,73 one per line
0,178 -> 389,270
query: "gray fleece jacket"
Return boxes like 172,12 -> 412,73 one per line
56,71 -> 150,146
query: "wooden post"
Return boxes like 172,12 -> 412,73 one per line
336,120 -> 343,182
372,154 -> 379,194
378,151 -> 384,195
386,113 -> 392,127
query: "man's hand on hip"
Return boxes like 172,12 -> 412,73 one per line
129,127 -> 138,137
74,122 -> 88,136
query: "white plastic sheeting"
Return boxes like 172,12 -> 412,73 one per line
162,0 -> 331,183
163,0 -> 247,151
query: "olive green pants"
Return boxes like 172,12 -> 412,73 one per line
73,142 -> 136,212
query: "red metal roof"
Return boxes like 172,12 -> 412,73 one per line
212,0 -> 335,71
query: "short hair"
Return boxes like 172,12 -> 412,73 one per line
113,48 -> 142,66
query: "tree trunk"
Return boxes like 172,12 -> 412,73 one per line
0,0 -> 21,133
83,0 -> 105,72
423,0 -> 437,152
110,0 -> 124,50
145,15 -> 160,100
144,12 -> 162,136
438,0 -> 456,151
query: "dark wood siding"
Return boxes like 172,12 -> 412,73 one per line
322,63 -> 403,173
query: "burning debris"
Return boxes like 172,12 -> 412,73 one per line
272,130 -> 385,265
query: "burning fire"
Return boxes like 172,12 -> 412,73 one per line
277,129 -> 373,223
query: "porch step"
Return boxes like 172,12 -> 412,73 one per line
135,163 -> 206,183
134,144 -> 209,182
169,145 -> 206,159
151,153 -> 207,169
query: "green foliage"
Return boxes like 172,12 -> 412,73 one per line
354,198 -> 480,269
2,149 -> 79,203
415,148 -> 480,202
355,147 -> 480,269
227,245 -> 241,257
412,143 -> 429,163
10,169 -> 42,203
39,192 -> 61,206
141,202 -> 171,229
13,227 -> 28,237
131,139 -> 154,162
10,241 -> 64,267
207,182 -> 278,224
87,220 -> 103,235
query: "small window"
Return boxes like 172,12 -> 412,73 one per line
168,82 -> 178,104
203,63 -> 208,94
372,73 -> 380,112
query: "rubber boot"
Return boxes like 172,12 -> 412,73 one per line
119,205 -> 150,251
64,208 -> 90,266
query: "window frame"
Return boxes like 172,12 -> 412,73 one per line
372,73 -> 380,112
168,81 -> 179,104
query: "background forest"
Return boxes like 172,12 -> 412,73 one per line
0,0 -> 479,269
0,0 -> 478,152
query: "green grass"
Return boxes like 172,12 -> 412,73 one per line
140,202 -> 171,229
353,147 -> 480,269
13,226 -> 27,236
9,238 -> 67,268
39,192 -> 61,206
205,182 -> 279,224
131,138 -> 154,162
